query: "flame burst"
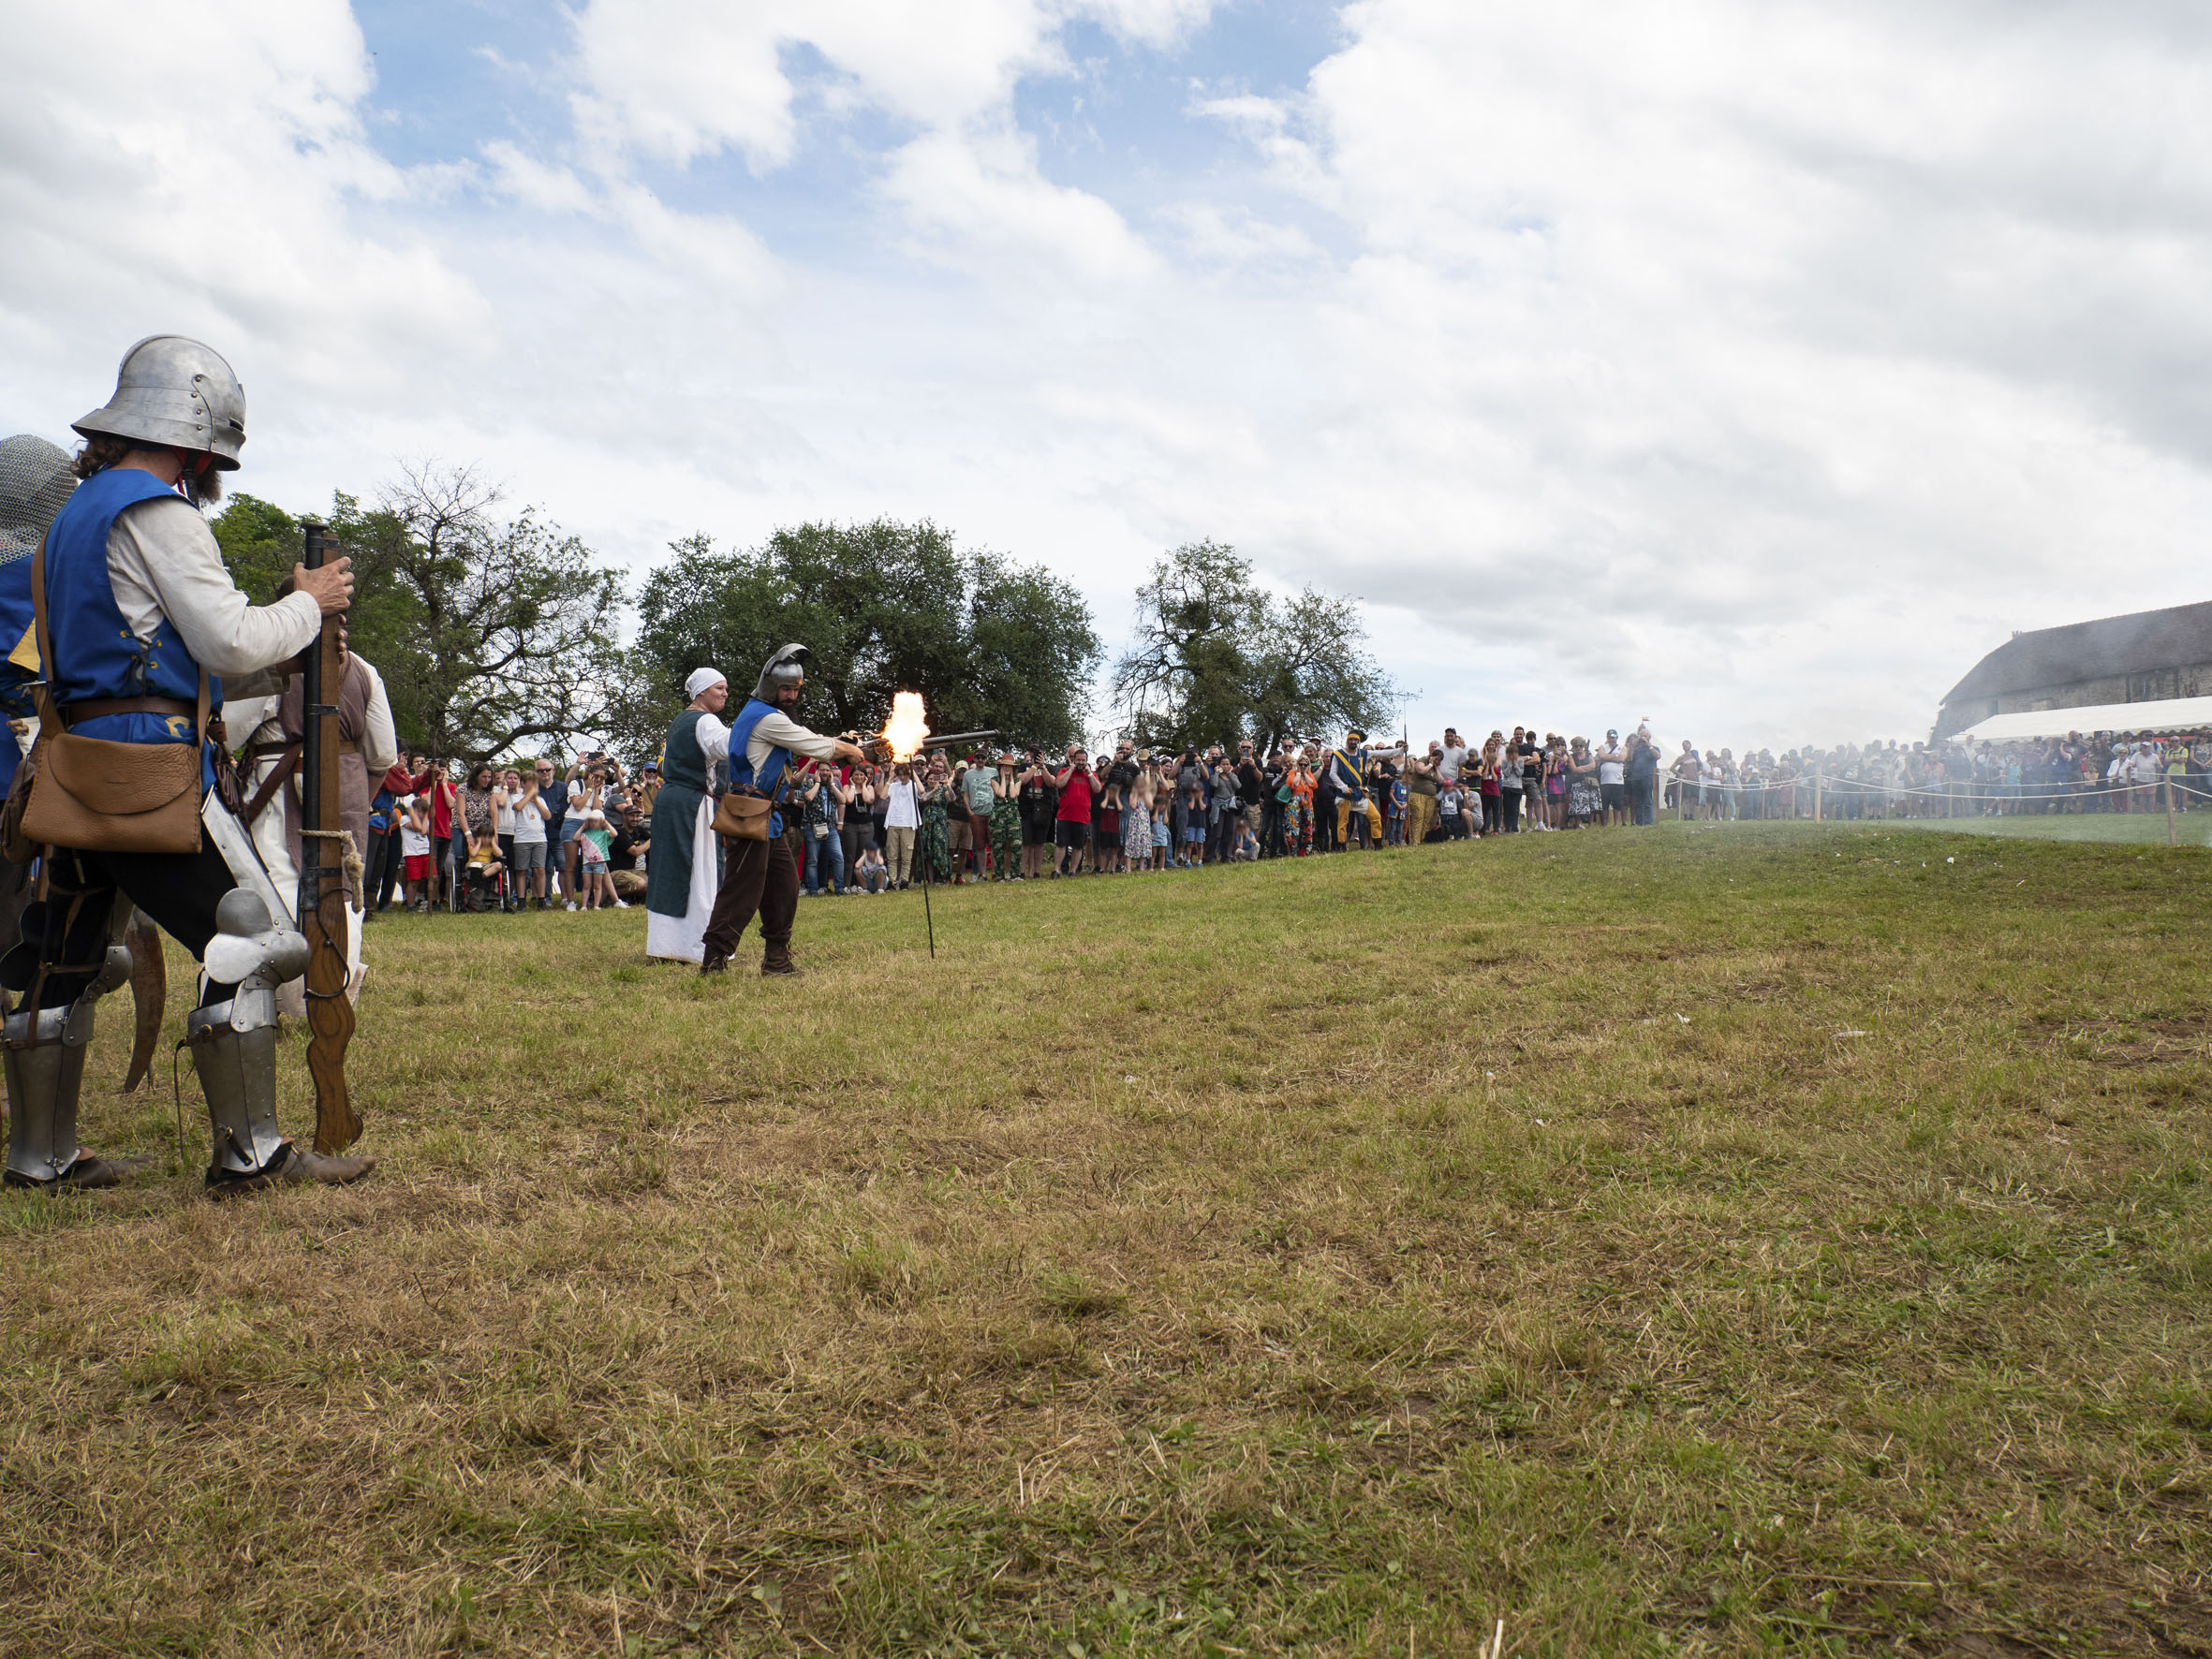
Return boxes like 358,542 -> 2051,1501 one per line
879,692 -> 931,760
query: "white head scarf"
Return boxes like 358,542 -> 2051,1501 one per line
686,668 -> 727,701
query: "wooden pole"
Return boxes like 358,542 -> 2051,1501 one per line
301,523 -> 361,1153
2166,773 -> 2177,847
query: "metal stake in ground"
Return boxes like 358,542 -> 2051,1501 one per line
919,834 -> 936,958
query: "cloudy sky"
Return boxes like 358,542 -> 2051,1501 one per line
5,0 -> 2209,747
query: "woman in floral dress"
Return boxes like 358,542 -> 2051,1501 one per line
1567,737 -> 1601,825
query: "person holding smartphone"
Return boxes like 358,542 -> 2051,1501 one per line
1054,748 -> 1094,875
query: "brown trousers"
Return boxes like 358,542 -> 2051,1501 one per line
701,829 -> 800,962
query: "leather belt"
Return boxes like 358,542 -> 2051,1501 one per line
60,696 -> 196,727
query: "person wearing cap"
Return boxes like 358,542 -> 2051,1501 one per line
6,337 -> 370,1194
1595,728 -> 1627,827
1322,727 -> 1382,849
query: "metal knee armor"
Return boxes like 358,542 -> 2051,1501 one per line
188,888 -> 308,1177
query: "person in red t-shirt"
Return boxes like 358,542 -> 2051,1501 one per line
413,758 -> 459,906
1054,749 -> 1094,876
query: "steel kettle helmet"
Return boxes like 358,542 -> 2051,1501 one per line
72,335 -> 247,469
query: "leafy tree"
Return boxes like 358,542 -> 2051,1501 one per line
624,519 -> 1099,761
1111,540 -> 1395,755
213,491 -> 422,730
212,465 -> 627,764
375,463 -> 626,763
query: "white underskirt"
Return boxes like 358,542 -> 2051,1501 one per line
645,795 -> 718,962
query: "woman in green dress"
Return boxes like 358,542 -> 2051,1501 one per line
917,753 -> 952,884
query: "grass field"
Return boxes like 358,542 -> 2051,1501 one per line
2,822 -> 2208,1657
1919,811 -> 2212,848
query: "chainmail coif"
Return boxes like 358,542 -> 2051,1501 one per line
0,434 -> 78,565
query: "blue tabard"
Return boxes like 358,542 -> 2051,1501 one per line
39,467 -> 224,784
724,697 -> 795,837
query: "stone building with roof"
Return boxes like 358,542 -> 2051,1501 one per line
1936,600 -> 2212,738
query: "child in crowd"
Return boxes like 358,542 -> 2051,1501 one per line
465,828 -> 507,910
1179,780 -> 1206,867
401,795 -> 433,912
1151,800 -> 1171,872
853,841 -> 887,893
569,776 -> 626,910
1438,782 -> 1464,839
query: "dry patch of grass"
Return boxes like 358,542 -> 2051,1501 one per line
2,821 -> 2208,1656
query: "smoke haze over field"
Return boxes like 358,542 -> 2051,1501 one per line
5,0 -> 2210,748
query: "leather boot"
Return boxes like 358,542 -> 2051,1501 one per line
700,953 -> 730,976
3,1154 -> 140,1192
207,1140 -> 376,1197
760,944 -> 800,976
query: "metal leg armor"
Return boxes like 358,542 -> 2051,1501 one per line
3,945 -> 132,1189
189,888 -> 308,1180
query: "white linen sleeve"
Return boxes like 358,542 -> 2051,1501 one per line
110,497 -> 321,676
694,713 -> 731,764
361,660 -> 399,774
222,692 -> 279,755
749,709 -> 844,764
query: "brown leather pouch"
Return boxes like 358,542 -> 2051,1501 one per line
711,787 -> 773,842
11,533 -> 206,859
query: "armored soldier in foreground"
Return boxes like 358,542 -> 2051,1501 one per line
2,335 -> 373,1193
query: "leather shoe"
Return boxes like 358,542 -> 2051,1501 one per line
761,946 -> 800,976
3,1153 -> 141,1192
700,954 -> 730,976
207,1141 -> 376,1197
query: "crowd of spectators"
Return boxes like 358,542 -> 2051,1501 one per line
359,723 -> 2212,912
1659,730 -> 2212,820
368,748 -> 657,914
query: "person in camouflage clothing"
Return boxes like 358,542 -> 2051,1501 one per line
989,752 -> 1023,880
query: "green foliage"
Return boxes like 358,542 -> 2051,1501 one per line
214,468 -> 627,763
377,464 -> 626,763
1112,540 -> 1395,755
625,519 -> 1099,761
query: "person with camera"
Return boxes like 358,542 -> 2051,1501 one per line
1052,747 -> 1095,876
987,752 -> 1023,881
795,757 -> 847,896
1017,749 -> 1056,879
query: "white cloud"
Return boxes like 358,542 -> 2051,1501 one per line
7,0 -> 2212,754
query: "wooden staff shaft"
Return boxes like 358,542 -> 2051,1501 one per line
301,524 -> 361,1153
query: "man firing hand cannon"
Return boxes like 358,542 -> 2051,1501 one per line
641,645 -> 863,982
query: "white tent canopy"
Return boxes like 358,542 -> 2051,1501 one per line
1954,696 -> 2212,743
